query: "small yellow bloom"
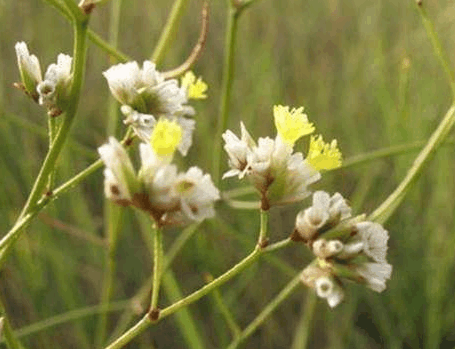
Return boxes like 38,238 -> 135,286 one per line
181,71 -> 208,99
307,135 -> 342,171
274,105 -> 315,145
150,119 -> 183,157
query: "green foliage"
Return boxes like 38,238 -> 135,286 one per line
1,0 -> 455,348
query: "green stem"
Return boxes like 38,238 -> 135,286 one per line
212,5 -> 239,185
150,226 -> 163,311
8,300 -> 130,341
339,139 -> 454,169
257,209 -> 268,246
0,17 -> 90,267
226,273 -> 301,349
42,0 -> 73,21
87,30 -> 130,62
369,103 -> 455,223
104,238 -> 290,349
0,297 -> 25,349
95,204 -> 123,348
151,0 -> 189,65
414,1 -> 455,98
0,128 -> 133,268
94,1 -> 124,344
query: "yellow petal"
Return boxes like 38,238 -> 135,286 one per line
181,71 -> 208,99
307,135 -> 342,171
150,119 -> 182,157
274,105 -> 315,145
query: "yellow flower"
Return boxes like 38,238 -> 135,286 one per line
273,105 -> 315,145
181,71 -> 208,99
150,119 -> 182,157
307,135 -> 342,171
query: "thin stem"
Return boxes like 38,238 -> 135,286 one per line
60,0 -> 84,21
87,30 -> 130,62
212,5 -> 239,185
94,1 -> 124,344
95,204 -> 123,348
104,238 -> 291,349
42,0 -> 73,21
0,129 -> 132,266
257,209 -> 268,246
151,0 -> 189,66
150,226 -> 163,311
0,17 -> 90,267
414,1 -> 455,98
369,103 -> 455,223
226,273 -> 302,349
9,300 -> 130,340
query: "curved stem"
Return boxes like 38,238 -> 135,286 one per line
0,17 -> 90,268
226,273 -> 301,349
0,129 -> 133,268
370,103 -> 455,223
151,0 -> 189,66
104,238 -> 291,349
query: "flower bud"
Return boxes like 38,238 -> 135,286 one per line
15,42 -> 42,101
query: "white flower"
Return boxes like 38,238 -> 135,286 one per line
98,137 -> 139,203
15,42 -> 42,99
315,276 -> 344,308
222,122 -> 255,179
223,123 -> 320,207
356,222 -> 389,263
355,262 -> 392,293
143,164 -> 219,226
301,265 -> 344,308
295,191 -> 351,241
173,167 -> 220,223
37,53 -> 73,113
103,61 -> 193,117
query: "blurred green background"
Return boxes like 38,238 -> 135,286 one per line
1,0 -> 455,348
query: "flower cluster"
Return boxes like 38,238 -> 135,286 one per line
103,61 -> 206,155
222,105 -> 342,208
98,120 -> 219,227
295,191 -> 392,307
15,42 -> 73,116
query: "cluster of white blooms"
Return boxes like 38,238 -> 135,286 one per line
222,105 -> 341,208
15,42 -> 73,116
98,125 -> 219,227
103,61 -> 206,156
296,191 -> 392,307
